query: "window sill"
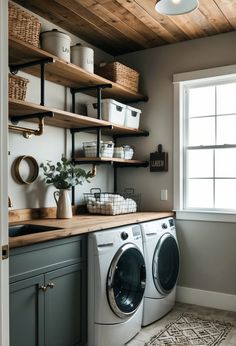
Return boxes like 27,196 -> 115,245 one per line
174,210 -> 236,223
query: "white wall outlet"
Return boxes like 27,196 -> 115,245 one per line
161,189 -> 168,201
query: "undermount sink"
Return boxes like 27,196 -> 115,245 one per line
9,224 -> 60,237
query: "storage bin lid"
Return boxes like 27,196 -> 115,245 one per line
126,104 -> 141,113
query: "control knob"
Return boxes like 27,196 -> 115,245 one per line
162,223 -> 168,229
121,231 -> 129,240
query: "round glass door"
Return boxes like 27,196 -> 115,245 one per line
153,233 -> 179,295
107,243 -> 146,319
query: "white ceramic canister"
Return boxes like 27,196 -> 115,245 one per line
40,29 -> 71,62
71,43 -> 94,73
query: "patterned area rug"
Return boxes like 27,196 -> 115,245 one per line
144,313 -> 232,346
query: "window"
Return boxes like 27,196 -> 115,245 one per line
173,65 -> 236,222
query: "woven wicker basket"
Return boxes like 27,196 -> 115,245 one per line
95,62 -> 139,92
9,74 -> 29,101
8,2 -> 41,47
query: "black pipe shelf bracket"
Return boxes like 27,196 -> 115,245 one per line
10,111 -> 54,125
70,83 -> 112,119
9,111 -> 54,138
9,57 -> 55,107
114,161 -> 149,168
113,130 -> 149,140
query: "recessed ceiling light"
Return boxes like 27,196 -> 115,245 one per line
155,0 -> 199,15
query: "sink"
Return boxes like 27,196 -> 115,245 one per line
9,224 -> 60,237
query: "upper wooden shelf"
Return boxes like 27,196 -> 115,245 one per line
9,99 -> 148,136
9,36 -> 148,103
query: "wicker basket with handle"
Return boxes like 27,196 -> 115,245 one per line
9,74 -> 29,101
95,62 -> 139,93
8,2 -> 41,47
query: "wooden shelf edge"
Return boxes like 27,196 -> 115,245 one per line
74,157 -> 148,165
9,99 -> 148,135
9,36 -> 148,103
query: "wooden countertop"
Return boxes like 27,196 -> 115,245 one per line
9,212 -> 174,249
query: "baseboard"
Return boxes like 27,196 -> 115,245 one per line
176,285 -> 236,312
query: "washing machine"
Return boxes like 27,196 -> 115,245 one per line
140,217 -> 179,326
88,224 -> 146,346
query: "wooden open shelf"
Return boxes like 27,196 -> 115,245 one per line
9,36 -> 148,103
74,157 -> 148,167
9,99 -> 148,135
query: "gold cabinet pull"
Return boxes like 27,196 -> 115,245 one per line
39,285 -> 47,292
47,282 -> 55,289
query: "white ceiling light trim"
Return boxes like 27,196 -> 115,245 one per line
155,0 -> 199,15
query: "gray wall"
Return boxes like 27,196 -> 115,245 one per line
118,31 -> 236,295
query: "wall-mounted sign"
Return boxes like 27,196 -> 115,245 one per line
150,144 -> 168,172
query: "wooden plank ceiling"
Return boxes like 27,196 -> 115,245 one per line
14,0 -> 236,55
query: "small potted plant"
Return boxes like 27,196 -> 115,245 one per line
40,156 -> 92,219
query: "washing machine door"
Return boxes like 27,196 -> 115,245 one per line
152,233 -> 179,296
107,243 -> 146,319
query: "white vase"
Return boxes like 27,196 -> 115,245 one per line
53,189 -> 72,219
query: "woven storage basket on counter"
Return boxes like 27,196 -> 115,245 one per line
9,74 -> 29,101
8,2 -> 41,47
95,62 -> 139,92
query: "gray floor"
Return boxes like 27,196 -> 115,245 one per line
126,302 -> 236,346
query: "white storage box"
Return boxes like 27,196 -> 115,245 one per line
83,141 -> 114,158
87,99 -> 125,126
125,105 -> 141,129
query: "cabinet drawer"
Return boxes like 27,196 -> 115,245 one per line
10,235 -> 87,283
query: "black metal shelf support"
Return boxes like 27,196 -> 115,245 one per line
113,161 -> 149,192
10,111 -> 54,124
113,130 -> 149,140
70,84 -> 112,205
9,57 -> 55,106
9,111 -> 54,138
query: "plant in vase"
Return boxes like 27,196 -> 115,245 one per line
40,156 -> 92,219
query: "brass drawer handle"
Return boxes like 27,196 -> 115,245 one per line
47,282 -> 55,289
39,285 -> 47,292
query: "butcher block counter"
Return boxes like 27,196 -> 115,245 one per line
9,211 -> 174,248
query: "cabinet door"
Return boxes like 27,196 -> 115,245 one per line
10,275 -> 45,346
44,263 -> 87,346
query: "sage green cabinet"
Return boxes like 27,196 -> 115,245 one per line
10,275 -> 45,346
9,236 -> 87,346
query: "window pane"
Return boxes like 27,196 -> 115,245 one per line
215,179 -> 236,209
215,148 -> 236,177
217,83 -> 236,115
188,118 -> 215,146
217,114 -> 236,144
186,179 -> 213,208
188,86 -> 215,117
187,149 -> 213,178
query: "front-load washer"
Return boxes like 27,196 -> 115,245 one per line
88,224 -> 146,346
140,217 -> 179,326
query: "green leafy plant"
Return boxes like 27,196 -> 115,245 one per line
40,156 -> 92,189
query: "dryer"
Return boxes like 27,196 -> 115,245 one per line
88,224 -> 146,346
140,217 -> 179,326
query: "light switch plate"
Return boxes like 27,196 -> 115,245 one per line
161,189 -> 168,201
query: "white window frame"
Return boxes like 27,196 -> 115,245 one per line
173,64 -> 236,222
